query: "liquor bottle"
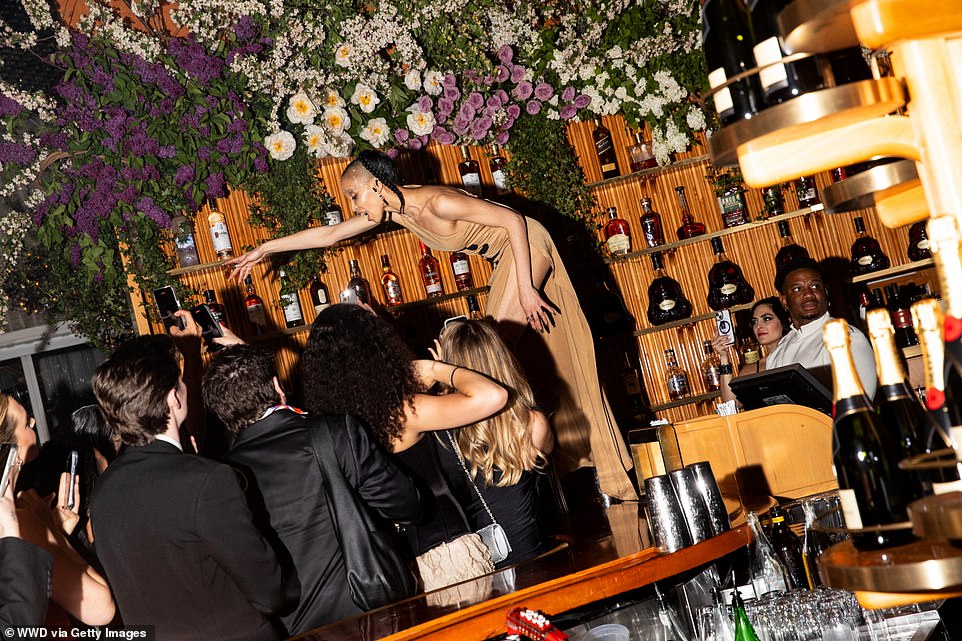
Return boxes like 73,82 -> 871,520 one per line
801,499 -> 832,589
347,259 -> 372,305
626,128 -> 657,172
823,318 -> 914,549
739,334 -> 761,367
277,269 -> 305,329
244,276 -> 267,333
489,144 -> 510,195
207,199 -> 234,259
203,287 -> 227,326
449,251 -> 474,291
702,0 -> 763,125
767,505 -> 807,590
639,197 -> 665,248
417,242 -> 444,298
621,353 -> 651,424
794,176 -> 820,208
774,220 -> 810,270
664,348 -> 691,401
590,279 -> 637,337
746,511 -> 789,598
173,216 -> 200,267
603,206 -> 632,256
466,294 -> 484,320
865,307 -> 926,497
310,275 -> 331,315
323,206 -> 343,226
707,237 -> 755,311
647,252 -> 693,326
458,146 -> 483,197
592,118 -> 619,180
379,254 -> 403,306
929,216 -> 962,375
716,184 -> 750,228
907,221 -> 931,262
831,166 -> 848,183
884,284 -> 918,348
748,0 -> 824,106
911,299 -> 962,494
849,216 -> 890,276
701,340 -> 722,392
675,186 -> 707,239
761,185 -> 785,218
731,591 -> 762,641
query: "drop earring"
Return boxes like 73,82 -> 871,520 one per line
373,187 -> 389,206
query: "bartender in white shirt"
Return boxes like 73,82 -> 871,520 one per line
766,259 -> 878,398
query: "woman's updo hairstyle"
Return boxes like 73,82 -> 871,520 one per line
346,150 -> 406,216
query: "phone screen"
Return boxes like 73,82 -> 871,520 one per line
191,304 -> 224,351
0,443 -> 18,496
153,286 -> 184,332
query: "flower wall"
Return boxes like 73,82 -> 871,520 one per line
0,0 -> 709,344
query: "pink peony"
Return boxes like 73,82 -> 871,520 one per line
506,104 -> 522,119
496,131 -> 510,145
534,82 -> 554,101
560,104 -> 578,120
395,128 -> 410,143
497,45 -> 514,64
495,65 -> 510,83
562,86 -> 576,102
510,64 -> 526,83
512,81 -> 533,101
525,100 -> 541,115
573,94 -> 591,109
418,95 -> 433,112
467,92 -> 485,110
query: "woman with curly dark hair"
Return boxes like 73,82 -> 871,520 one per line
303,303 -> 508,592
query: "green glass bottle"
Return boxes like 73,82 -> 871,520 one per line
732,591 -> 761,641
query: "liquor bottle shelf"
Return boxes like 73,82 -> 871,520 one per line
849,257 -> 934,285
777,0 -> 858,54
822,160 -> 919,214
649,391 -> 721,413
585,154 -> 711,189
606,205 -> 823,265
634,303 -> 754,337
382,286 -> 490,313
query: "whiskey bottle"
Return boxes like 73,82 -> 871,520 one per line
849,216 -> 890,276
626,128 -> 656,172
244,276 -> 267,334
380,254 -> 404,306
417,242 -> 444,298
489,144 -> 510,195
278,269 -> 305,329
458,146 -> 483,197
716,184 -> 750,228
647,252 -> 693,326
739,333 -> 761,367
207,199 -> 234,259
639,197 -> 665,248
466,294 -> 483,320
310,275 -> 331,315
674,186 -> 707,239
701,340 -> 723,392
603,206 -> 632,256
761,185 -> 785,218
664,348 -> 691,401
824,318 -> 914,549
449,251 -> 474,291
907,221 -> 931,261
347,259 -> 372,305
774,220 -> 810,270
203,287 -> 226,326
795,176 -> 820,208
173,216 -> 200,267
702,0 -> 763,125
592,118 -> 619,180
707,237 -> 755,311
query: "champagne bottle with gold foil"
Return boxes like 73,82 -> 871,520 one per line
911,298 -> 962,494
865,308 -> 926,500
824,318 -> 913,549
928,215 -> 962,375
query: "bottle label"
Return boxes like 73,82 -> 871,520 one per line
797,187 -> 817,203
452,258 -> 471,275
917,239 -> 930,250
324,209 -> 343,226
892,308 -> 913,330
658,299 -> 676,311
209,221 -> 233,253
720,283 -> 738,295
246,302 -> 266,326
424,282 -> 442,295
175,235 -> 195,250
837,488 -> 864,530
667,374 -> 690,396
708,67 -> 733,116
461,172 -> 481,188
282,294 -> 303,322
743,349 -> 760,364
314,301 -> 331,314
704,368 -> 722,390
492,169 -> 509,194
385,281 -> 402,301
753,37 -> 788,92
606,233 -> 630,255
857,255 -> 874,266
718,191 -> 749,227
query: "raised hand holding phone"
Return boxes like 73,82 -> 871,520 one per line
56,470 -> 81,536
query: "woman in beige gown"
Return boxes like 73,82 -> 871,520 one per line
229,150 -> 636,500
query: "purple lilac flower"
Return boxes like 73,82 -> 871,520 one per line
206,172 -> 227,199
144,165 -> 160,181
227,117 -> 248,134
495,131 -> 510,145
526,100 -> 541,115
198,146 -> 211,161
234,16 -> 257,41
562,86 -> 576,102
69,244 -> 82,266
136,196 -> 171,228
506,104 -> 521,119
486,94 -> 503,110
395,128 -> 410,143
198,125 -> 211,138
509,64 -> 526,83
56,81 -> 83,102
512,81 -> 533,101
39,132 -> 68,149
0,94 -> 23,117
157,144 -> 176,158
91,68 -> 114,91
417,95 -> 433,112
466,92 -> 484,110
254,156 -> 269,172
498,45 -> 513,64
443,85 -> 460,101
494,65 -> 510,83
0,142 -> 37,165
573,94 -> 591,109
118,184 -> 139,204
443,74 -> 457,87
560,104 -> 578,120
534,82 -> 554,101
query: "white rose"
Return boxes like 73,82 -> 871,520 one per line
360,118 -> 390,148
264,130 -> 296,161
322,88 -> 346,108
322,106 -> 351,135
334,43 -> 351,68
351,84 -> 380,114
404,69 -> 422,91
423,70 -> 444,96
303,124 -> 328,158
286,91 -> 317,125
406,107 -> 436,136
326,132 -> 356,158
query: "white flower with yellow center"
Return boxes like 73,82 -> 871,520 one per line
326,132 -> 356,158
322,106 -> 351,135
322,88 -> 346,108
351,84 -> 380,114
406,106 -> 436,136
264,130 -> 296,161
334,43 -> 352,68
303,125 -> 328,158
286,92 -> 317,125
360,118 -> 390,148
423,70 -> 444,96
404,69 -> 421,91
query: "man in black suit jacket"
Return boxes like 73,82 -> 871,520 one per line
90,334 -> 293,641
202,344 -> 423,634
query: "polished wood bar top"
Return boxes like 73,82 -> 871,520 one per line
293,516 -> 750,641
